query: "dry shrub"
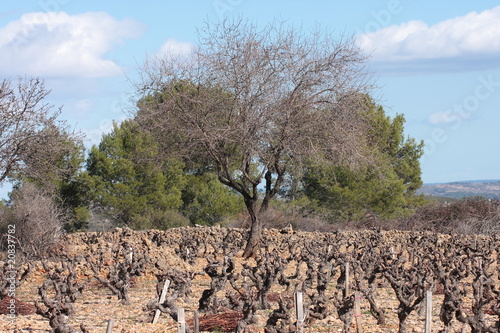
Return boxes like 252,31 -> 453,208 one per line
4,183 -> 66,257
226,206 -> 335,233
394,199 -> 500,235
329,198 -> 500,235
224,198 -> 500,235
259,208 -> 297,230
0,204 -> 9,237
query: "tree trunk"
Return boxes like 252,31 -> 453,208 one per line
242,199 -> 262,258
260,169 -> 285,212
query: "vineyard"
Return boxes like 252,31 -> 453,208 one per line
1,226 -> 499,333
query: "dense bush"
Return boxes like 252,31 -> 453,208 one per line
181,172 -> 244,226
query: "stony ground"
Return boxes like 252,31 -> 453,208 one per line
0,227 -> 497,332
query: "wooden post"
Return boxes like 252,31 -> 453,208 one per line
178,308 -> 186,333
194,311 -> 200,333
344,261 -> 350,298
152,279 -> 171,324
106,318 -> 115,333
295,292 -> 304,333
354,291 -> 363,333
424,289 -> 432,333
128,249 -> 133,263
390,246 -> 396,259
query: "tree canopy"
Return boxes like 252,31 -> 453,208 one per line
86,120 -> 186,227
302,97 -> 424,220
136,19 -> 375,257
0,22 -> 428,254
0,77 -> 81,187
86,119 -> 243,229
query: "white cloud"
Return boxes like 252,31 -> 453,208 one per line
428,111 -> 462,125
357,6 -> 500,72
0,11 -> 145,78
156,38 -> 193,58
72,99 -> 95,118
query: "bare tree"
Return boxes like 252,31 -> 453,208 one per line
136,19 -> 374,257
0,77 -> 80,189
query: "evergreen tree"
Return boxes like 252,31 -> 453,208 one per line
86,120 -> 186,228
302,97 -> 424,221
181,172 -> 244,225
86,120 -> 244,229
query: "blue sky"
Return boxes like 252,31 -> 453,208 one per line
1,0 -> 500,199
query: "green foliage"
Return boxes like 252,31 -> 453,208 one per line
303,162 -> 409,220
84,119 -> 244,229
302,97 -> 425,221
9,130 -> 89,232
181,172 -> 244,225
86,120 -> 186,227
58,171 -> 93,231
18,125 -> 86,192
365,101 -> 424,194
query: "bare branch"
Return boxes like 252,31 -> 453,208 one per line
135,18 -> 375,257
0,77 -> 82,188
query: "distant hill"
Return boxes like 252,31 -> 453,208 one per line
418,180 -> 500,200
